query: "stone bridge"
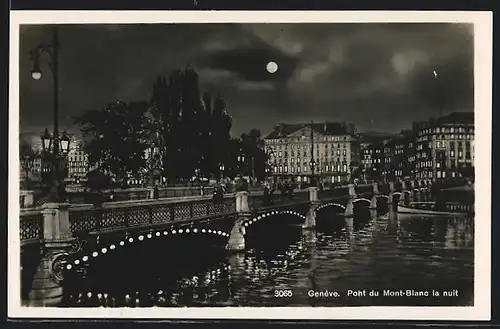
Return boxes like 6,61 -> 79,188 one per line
20,179 -> 435,306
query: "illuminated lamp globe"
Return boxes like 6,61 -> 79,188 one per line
31,69 -> 42,80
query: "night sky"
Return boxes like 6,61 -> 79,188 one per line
19,23 -> 474,137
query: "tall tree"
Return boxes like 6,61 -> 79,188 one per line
150,67 -> 233,182
239,128 -> 267,181
74,100 -> 150,185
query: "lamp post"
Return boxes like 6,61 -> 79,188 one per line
237,149 -> 245,176
31,27 -> 70,202
219,163 -> 225,183
194,168 -> 201,186
308,121 -> 316,186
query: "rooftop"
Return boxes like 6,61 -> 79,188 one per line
265,122 -> 354,139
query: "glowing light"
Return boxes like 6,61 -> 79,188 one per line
82,256 -> 89,262
172,230 -> 177,234
156,232 -> 160,237
119,241 -> 125,246
179,229 -> 184,233
266,61 -> 278,74
202,229 -> 206,233
66,264 -> 72,270
128,238 -> 134,243
139,235 -> 144,241
74,260 -> 80,265
92,252 -> 98,257
193,228 -> 198,233
163,231 -> 168,235
147,233 -> 152,239
185,228 -> 190,233
101,248 -> 107,254
110,244 -> 116,250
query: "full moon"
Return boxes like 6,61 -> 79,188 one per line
266,61 -> 278,74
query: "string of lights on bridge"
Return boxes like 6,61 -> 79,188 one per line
63,192 -> 417,272
64,227 -> 230,271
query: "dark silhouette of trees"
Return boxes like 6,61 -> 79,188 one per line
74,100 -> 150,186
149,67 -> 232,183
73,66 -> 267,185
239,128 -> 268,182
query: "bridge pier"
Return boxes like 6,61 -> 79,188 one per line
302,187 -> 319,230
226,191 -> 249,251
343,184 -> 356,218
399,181 -> 408,206
387,181 -> 395,211
410,180 -> 416,197
28,202 -> 76,307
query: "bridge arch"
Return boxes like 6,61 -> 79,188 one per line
353,198 -> 372,204
377,194 -> 389,199
315,202 -> 346,212
63,227 -> 230,272
243,210 -> 306,228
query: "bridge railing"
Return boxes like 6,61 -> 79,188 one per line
67,195 -> 236,237
248,190 -> 310,211
19,185 -> 377,244
19,208 -> 44,246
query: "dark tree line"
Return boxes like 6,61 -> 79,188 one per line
73,66 -> 267,186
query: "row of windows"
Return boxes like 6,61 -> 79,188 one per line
267,143 -> 350,152
416,152 -> 429,159
68,156 -> 88,162
434,134 -> 473,141
418,126 -> 474,137
416,161 -> 433,168
363,149 -> 382,154
362,159 -> 382,165
274,159 -> 351,166
274,149 -> 350,158
267,135 -> 350,144
274,163 -> 350,174
435,127 -> 473,134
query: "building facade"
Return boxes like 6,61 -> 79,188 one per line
413,112 -> 474,181
359,133 -> 390,181
264,122 -> 360,185
67,140 -> 90,180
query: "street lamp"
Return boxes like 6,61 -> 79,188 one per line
219,163 -> 225,182
194,168 -> 200,185
237,149 -> 245,176
31,27 -> 68,202
305,120 -> 316,186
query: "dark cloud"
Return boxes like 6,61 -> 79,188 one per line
18,23 -> 474,137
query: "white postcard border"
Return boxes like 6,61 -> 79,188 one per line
8,10 -> 493,321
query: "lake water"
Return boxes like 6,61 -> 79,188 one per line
61,209 -> 474,307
